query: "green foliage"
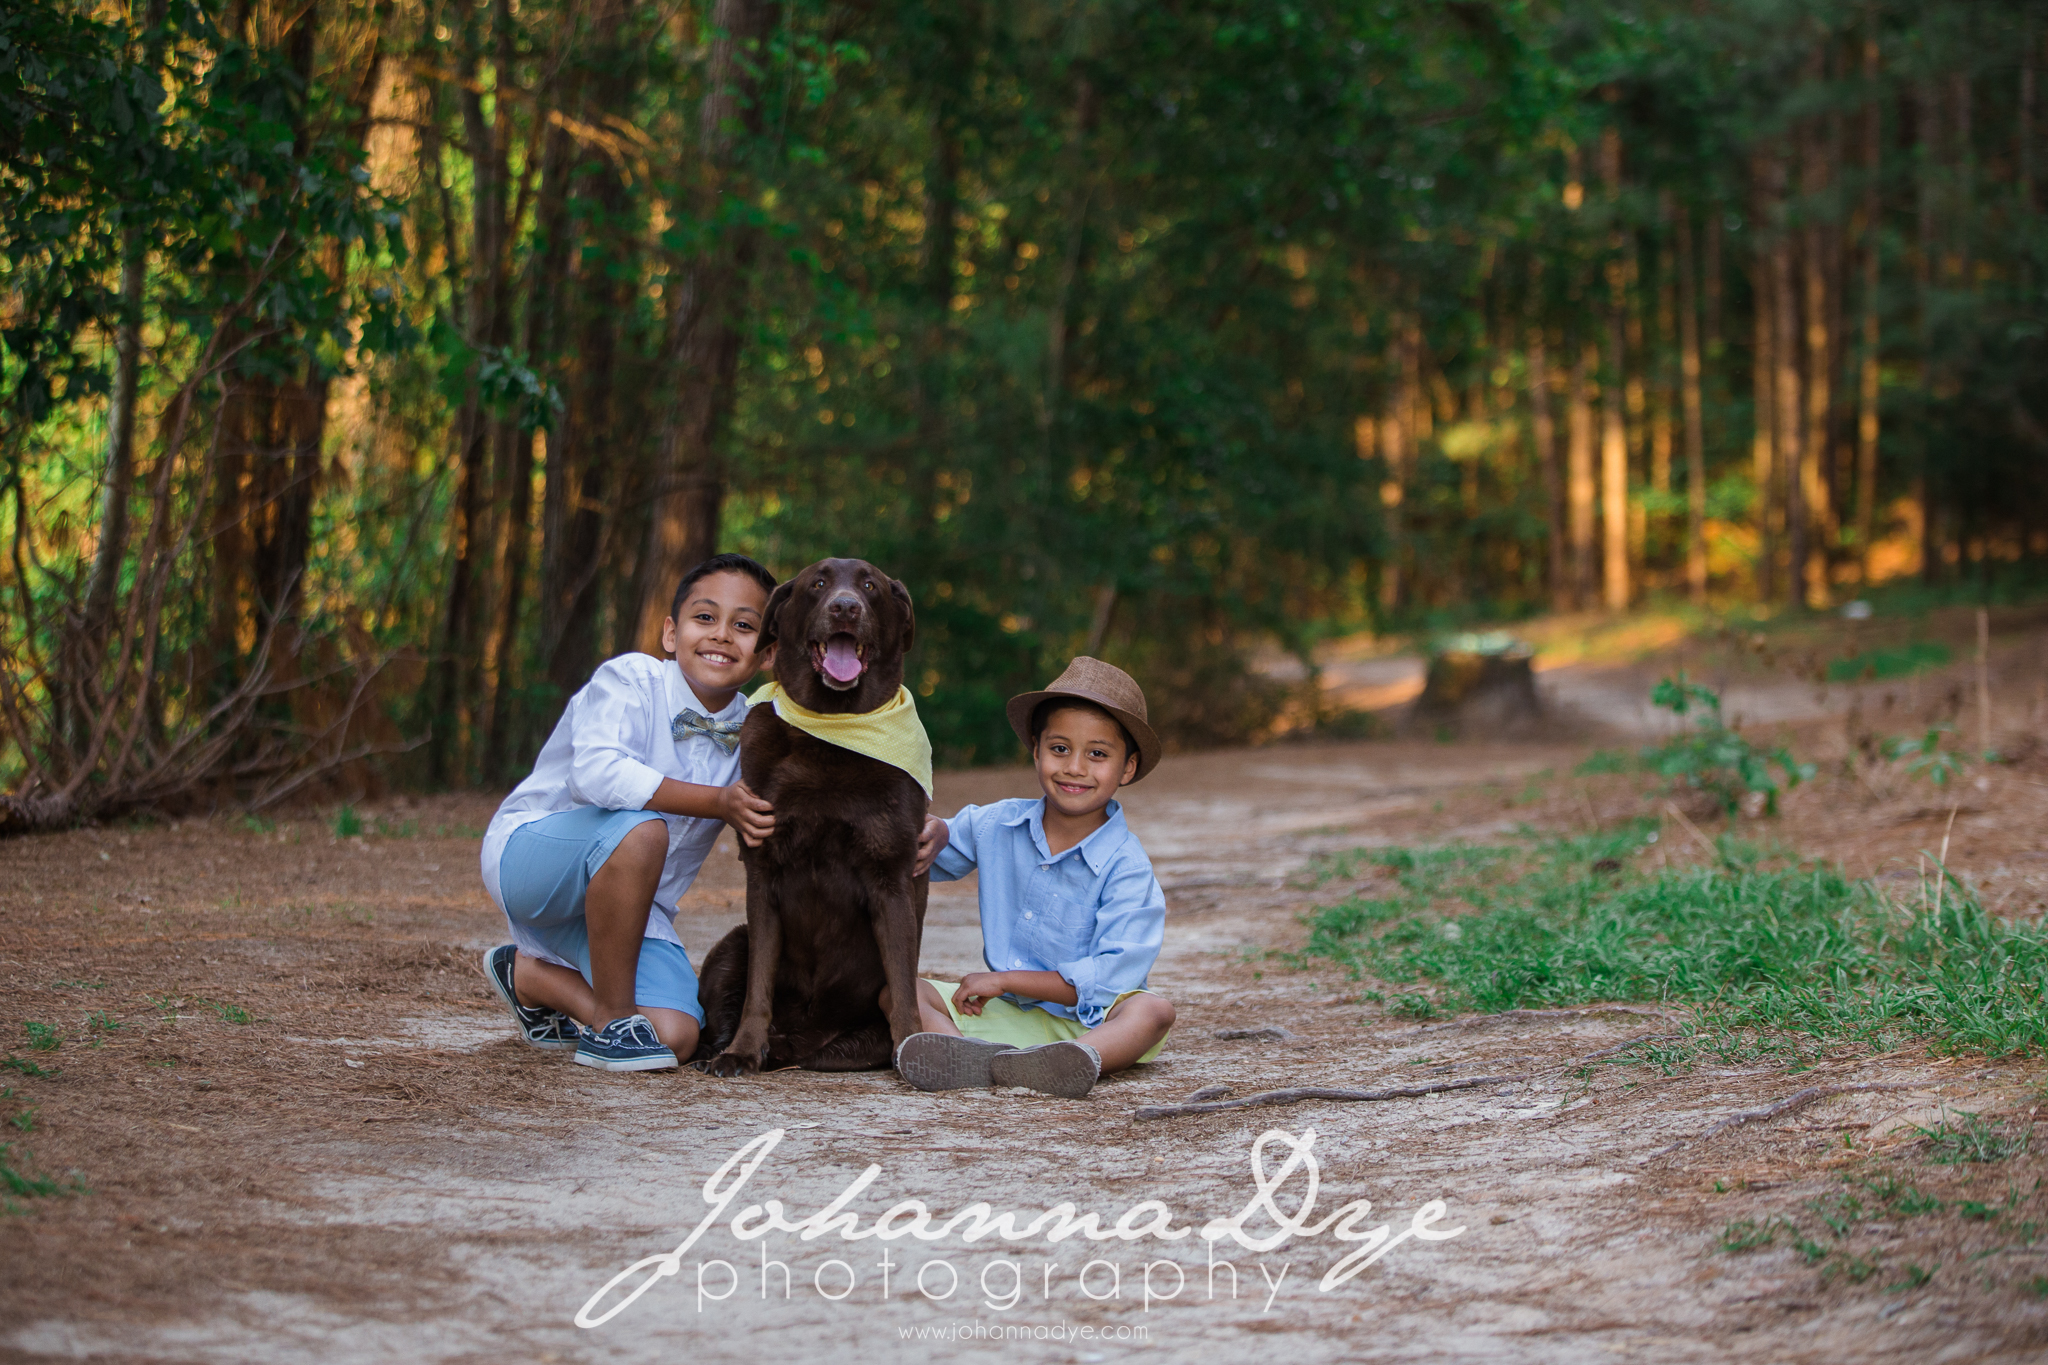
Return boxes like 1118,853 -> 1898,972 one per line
0,1140 -> 85,1210
1827,642 -> 1953,683
1912,1110 -> 2031,1166
8,0 -> 2048,803
1641,677 -> 1813,815
1882,727 -> 1968,788
1886,1263 -> 1937,1292
0,1056 -> 57,1080
330,806 -> 363,839
1300,825 -> 2048,1055
1573,749 -> 1631,777
1718,1218 -> 1781,1252
21,1023 -> 58,1053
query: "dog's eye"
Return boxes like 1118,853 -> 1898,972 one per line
813,577 -> 825,589
863,579 -> 875,592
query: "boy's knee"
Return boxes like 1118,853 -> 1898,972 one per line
1124,992 -> 1175,1030
604,818 -> 668,874
648,1011 -> 699,1054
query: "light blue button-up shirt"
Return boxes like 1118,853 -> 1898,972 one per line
931,797 -> 1166,1028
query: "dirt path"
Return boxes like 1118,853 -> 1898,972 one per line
3,731 -> 2045,1362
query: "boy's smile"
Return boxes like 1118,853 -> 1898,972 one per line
662,571 -> 772,709
1032,704 -> 1138,834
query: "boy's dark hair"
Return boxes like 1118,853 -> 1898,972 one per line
670,553 -> 777,620
1029,697 -> 1138,763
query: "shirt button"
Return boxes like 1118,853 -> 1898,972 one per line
1023,911 -> 1033,920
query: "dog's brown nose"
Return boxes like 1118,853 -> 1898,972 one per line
825,591 -> 865,622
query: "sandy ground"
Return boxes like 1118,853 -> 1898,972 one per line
4,614 -> 2048,1363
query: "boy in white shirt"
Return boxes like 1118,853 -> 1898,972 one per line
478,554 -> 779,1073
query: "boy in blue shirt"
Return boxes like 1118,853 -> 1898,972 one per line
892,657 -> 1175,1098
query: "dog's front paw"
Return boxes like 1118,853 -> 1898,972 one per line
705,1049 -> 764,1078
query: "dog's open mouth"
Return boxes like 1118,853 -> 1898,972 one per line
811,633 -> 867,687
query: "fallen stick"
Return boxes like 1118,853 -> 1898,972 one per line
1213,1025 -> 1301,1043
1134,1072 -> 1527,1121
1648,1081 -> 1924,1158
1397,1005 -> 1673,1035
1663,801 -> 1723,862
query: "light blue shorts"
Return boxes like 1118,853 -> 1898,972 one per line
498,806 -> 704,1022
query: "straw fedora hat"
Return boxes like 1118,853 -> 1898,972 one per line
1005,656 -> 1162,782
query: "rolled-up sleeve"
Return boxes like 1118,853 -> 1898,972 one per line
565,661 -> 668,813
1056,859 -> 1166,1027
929,803 -> 985,884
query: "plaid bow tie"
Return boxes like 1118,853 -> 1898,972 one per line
672,708 -> 743,754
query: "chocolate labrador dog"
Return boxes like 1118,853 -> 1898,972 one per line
692,558 -> 928,1075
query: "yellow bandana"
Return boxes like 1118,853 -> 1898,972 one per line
749,681 -> 934,797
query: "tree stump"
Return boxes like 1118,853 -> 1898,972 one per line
1406,634 -> 1540,736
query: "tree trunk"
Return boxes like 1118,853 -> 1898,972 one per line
1598,127 -> 1629,611
1567,341 -> 1596,607
1377,315 -> 1417,612
635,0 -> 778,653
1525,277 -> 1568,611
429,3 -> 516,784
483,13 -> 587,778
1770,186 -> 1805,611
209,0 -> 327,695
1855,35 -> 1883,583
1676,207 -> 1708,603
1704,208 -> 1723,359
1749,170 -> 1777,603
1914,80 -> 1939,583
84,231 -> 146,635
1652,194 -> 1676,501
1800,80 -> 1835,609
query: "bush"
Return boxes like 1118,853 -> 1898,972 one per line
1641,676 -> 1813,815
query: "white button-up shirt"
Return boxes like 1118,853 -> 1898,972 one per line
480,653 -> 746,967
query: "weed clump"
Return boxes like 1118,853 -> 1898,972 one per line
1641,676 -> 1814,815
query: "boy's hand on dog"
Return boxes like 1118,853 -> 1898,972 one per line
914,814 -> 947,876
719,780 -> 776,846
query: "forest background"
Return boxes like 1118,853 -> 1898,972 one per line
4,0 -> 2047,831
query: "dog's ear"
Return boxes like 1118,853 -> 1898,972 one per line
889,577 -> 915,657
759,578 -> 796,653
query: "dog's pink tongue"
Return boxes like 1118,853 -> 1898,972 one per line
822,636 -> 863,682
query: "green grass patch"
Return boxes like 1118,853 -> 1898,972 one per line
0,1056 -> 58,1079
0,1141 -> 84,1211
1912,1109 -> 2032,1165
1298,822 -> 2048,1055
1720,1217 -> 1782,1252
1827,640 -> 1953,683
21,1023 -> 58,1053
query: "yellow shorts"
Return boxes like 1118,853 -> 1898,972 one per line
924,979 -> 1168,1064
